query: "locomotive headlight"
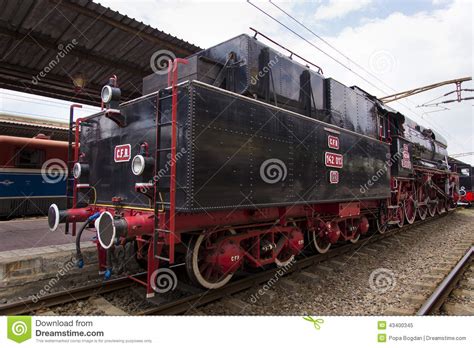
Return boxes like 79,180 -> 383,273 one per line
73,162 -> 82,179
101,85 -> 121,104
73,163 -> 89,179
131,155 -> 154,176
131,155 -> 146,175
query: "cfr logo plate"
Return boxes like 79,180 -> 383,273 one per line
114,144 -> 131,162
328,135 -> 339,150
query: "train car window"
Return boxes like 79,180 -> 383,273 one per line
15,148 -> 45,169
460,168 -> 470,177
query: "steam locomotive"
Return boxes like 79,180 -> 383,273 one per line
47,34 -> 458,297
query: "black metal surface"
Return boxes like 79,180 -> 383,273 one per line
143,34 -> 327,123
80,80 -> 390,211
325,78 -> 378,138
402,117 -> 448,167
390,136 -> 414,177
183,82 -> 389,211
80,95 -> 159,207
458,165 -> 473,192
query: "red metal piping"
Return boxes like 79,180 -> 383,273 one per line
72,116 -> 85,236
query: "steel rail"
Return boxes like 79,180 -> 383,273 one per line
0,213 -> 454,316
0,274 -> 145,315
140,213 -> 452,315
417,246 -> 473,315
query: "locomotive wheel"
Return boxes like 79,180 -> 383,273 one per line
417,201 -> 428,220
312,230 -> 331,253
404,197 -> 416,225
376,219 -> 388,234
447,198 -> 456,211
377,206 -> 389,234
185,233 -> 234,289
417,186 -> 428,220
427,199 -> 437,217
275,250 -> 295,267
396,205 -> 405,228
436,199 -> 446,215
350,233 -> 360,243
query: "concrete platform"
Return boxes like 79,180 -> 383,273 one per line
0,217 -> 96,252
0,218 -> 99,299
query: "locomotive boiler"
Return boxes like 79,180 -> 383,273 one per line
48,33 -> 458,297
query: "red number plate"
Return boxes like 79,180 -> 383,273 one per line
114,144 -> 131,162
329,170 -> 339,184
325,152 -> 343,168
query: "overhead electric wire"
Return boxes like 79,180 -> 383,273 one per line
269,0 -> 399,95
248,0 -> 470,153
418,88 -> 474,107
246,0 -> 392,96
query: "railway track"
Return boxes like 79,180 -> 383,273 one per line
0,274 -> 144,316
417,246 -> 473,315
139,213 -> 454,315
0,212 -> 456,316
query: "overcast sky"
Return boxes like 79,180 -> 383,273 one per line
1,0 -> 472,164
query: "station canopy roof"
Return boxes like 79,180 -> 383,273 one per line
0,112 -> 69,140
0,0 -> 201,106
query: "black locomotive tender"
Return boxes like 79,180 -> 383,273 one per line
49,34 -> 458,296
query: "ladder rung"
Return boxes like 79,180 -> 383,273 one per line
387,205 -> 399,209
156,228 -> 171,233
156,147 -> 173,152
158,122 -> 173,127
155,255 -> 170,261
